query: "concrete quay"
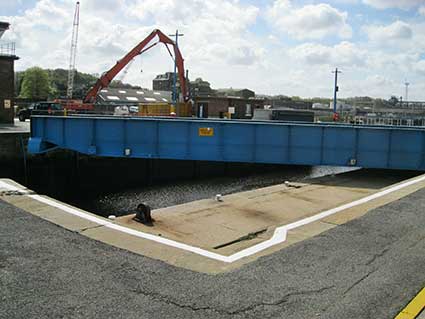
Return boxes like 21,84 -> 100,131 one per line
1,169 -> 425,318
0,119 -> 29,160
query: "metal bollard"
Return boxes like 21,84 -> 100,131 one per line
134,203 -> 154,226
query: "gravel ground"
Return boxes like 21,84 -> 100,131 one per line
1,186 -> 425,318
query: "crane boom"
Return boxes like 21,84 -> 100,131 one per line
83,29 -> 188,104
66,1 -> 80,99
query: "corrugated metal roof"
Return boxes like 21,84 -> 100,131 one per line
97,88 -> 172,104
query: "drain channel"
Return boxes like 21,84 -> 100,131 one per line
213,228 -> 268,250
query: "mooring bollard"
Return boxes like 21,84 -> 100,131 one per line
134,203 -> 154,226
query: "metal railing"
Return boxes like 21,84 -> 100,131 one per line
0,42 -> 15,56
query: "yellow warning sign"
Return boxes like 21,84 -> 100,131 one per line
199,127 -> 214,137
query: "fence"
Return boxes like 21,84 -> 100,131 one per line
0,42 -> 15,56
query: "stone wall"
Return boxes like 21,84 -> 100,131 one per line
0,132 -> 29,161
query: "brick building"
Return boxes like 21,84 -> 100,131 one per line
194,96 -> 264,119
0,22 -> 18,124
189,77 -> 213,98
152,72 -> 177,91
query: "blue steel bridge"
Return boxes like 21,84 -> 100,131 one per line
28,115 -> 425,171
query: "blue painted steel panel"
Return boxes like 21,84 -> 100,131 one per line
322,127 -> 355,165
28,115 -> 425,171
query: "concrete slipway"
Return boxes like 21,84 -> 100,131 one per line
1,169 -> 425,318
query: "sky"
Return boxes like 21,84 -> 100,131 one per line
1,0 -> 425,100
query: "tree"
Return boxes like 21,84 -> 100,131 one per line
14,71 -> 25,96
388,95 -> 399,106
19,67 -> 51,100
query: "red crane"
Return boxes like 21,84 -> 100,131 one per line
83,29 -> 189,104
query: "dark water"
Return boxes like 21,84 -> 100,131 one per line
71,165 -> 356,217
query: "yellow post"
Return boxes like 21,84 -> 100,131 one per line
170,104 -> 176,115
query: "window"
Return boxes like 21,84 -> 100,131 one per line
245,104 -> 252,116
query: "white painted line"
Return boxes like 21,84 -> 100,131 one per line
28,194 -> 111,226
0,181 -> 22,192
1,174 -> 425,263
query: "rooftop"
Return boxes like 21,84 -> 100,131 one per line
97,87 -> 171,104
0,21 -> 10,37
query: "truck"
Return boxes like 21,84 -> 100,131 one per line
17,101 -> 63,122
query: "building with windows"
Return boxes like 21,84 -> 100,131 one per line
152,72 -> 177,92
194,96 -> 263,119
189,77 -> 213,98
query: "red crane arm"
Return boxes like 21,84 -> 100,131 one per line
83,29 -> 188,103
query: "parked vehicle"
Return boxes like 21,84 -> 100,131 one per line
17,102 -> 63,122
113,105 -> 130,116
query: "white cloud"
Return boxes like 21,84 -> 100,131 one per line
1,0 -> 425,100
363,0 -> 424,10
365,21 -> 413,44
415,60 -> 425,75
419,6 -> 425,15
122,0 -> 263,67
290,41 -> 366,67
1,0 -> 264,88
365,75 -> 395,87
267,0 -> 352,40
368,51 -> 419,72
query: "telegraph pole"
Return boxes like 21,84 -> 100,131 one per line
169,30 -> 184,107
332,68 -> 342,118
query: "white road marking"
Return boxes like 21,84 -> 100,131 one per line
1,174 -> 425,263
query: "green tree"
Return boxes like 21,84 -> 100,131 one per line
19,67 -> 51,100
14,71 -> 25,96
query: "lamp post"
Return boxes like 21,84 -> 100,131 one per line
332,68 -> 342,121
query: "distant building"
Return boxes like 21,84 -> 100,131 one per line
152,72 -> 257,103
189,78 -> 213,98
216,88 -> 255,99
152,72 -> 175,92
194,96 -> 263,119
265,97 -> 312,110
330,101 -> 354,111
312,103 -> 328,109
253,108 -> 314,122
0,21 -> 19,124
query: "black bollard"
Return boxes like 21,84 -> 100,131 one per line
134,203 -> 154,226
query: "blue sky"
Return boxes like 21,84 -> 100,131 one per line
1,0 -> 425,99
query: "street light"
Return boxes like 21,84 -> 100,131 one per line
332,68 -> 342,121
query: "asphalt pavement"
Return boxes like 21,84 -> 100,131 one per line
0,118 -> 30,133
1,188 -> 425,318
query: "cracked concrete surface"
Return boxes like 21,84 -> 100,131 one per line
1,187 -> 425,318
